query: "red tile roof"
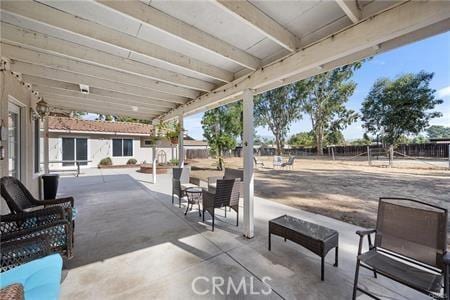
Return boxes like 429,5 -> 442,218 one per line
48,116 -> 153,135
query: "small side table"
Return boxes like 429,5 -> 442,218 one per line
184,187 -> 203,216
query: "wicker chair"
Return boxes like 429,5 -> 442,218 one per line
1,235 -> 52,272
172,167 -> 198,207
0,176 -> 75,225
352,197 -> 449,300
1,207 -> 73,260
202,179 -> 240,231
207,168 -> 243,193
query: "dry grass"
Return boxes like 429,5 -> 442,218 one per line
189,156 -> 450,229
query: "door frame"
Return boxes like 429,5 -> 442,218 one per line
8,96 -> 26,181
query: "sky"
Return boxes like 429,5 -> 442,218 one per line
184,31 -> 450,141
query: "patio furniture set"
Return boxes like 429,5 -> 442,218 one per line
172,167 -> 242,231
0,176 -> 75,299
272,155 -> 296,169
0,173 -> 448,300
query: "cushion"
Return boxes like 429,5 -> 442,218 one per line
0,254 -> 63,300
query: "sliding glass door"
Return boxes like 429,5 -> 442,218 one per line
62,137 -> 88,166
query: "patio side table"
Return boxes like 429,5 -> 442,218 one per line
184,187 -> 203,216
268,215 -> 339,281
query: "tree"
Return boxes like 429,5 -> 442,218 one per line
254,84 -> 305,155
426,125 -> 450,139
201,105 -> 240,170
288,131 -> 315,147
297,63 -> 361,155
361,71 -> 443,146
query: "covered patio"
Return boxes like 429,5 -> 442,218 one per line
1,1 -> 449,299
57,168 -> 424,299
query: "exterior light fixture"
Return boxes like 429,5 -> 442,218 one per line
36,98 -> 50,119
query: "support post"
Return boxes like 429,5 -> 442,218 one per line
178,113 -> 184,167
331,147 -> 335,161
448,144 -> 450,169
242,89 -> 254,239
152,146 -> 157,184
389,145 -> 394,168
43,117 -> 49,174
367,146 -> 372,166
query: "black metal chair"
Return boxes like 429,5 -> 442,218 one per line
202,179 -> 240,231
352,197 -> 449,299
1,207 -> 73,260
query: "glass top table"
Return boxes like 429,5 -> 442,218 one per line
268,214 -> 339,281
184,187 -> 203,216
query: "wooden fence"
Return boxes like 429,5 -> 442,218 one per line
259,143 -> 450,159
185,149 -> 209,159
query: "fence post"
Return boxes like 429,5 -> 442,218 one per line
389,145 -> 394,168
367,146 -> 372,166
448,144 -> 450,169
331,146 -> 335,161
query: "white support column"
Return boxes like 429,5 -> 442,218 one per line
151,119 -> 160,184
242,89 -> 254,239
152,146 -> 157,184
43,117 -> 49,174
178,113 -> 185,167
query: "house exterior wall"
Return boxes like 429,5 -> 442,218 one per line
48,132 -> 175,168
0,71 -> 41,211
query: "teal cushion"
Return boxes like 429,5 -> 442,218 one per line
71,207 -> 78,220
1,254 -> 62,300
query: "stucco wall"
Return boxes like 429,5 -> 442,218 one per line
48,133 -> 176,169
0,71 -> 41,213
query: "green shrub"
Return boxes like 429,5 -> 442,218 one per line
169,159 -> 179,165
127,158 -> 138,165
99,157 -> 112,166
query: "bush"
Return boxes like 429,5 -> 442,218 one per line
169,159 -> 179,165
127,158 -> 138,165
99,157 -> 112,166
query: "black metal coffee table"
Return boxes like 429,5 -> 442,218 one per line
184,187 -> 203,216
268,214 -> 339,281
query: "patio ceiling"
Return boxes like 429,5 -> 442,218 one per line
1,0 -> 449,120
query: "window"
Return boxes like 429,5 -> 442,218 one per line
112,139 -> 133,157
62,137 -> 88,166
34,119 -> 41,173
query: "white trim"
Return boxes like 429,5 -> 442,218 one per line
48,129 -> 151,137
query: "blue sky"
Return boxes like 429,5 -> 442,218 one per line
184,31 -> 450,141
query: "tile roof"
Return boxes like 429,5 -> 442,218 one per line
48,116 -> 153,135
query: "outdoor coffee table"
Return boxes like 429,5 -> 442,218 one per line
184,186 -> 203,216
268,214 -> 339,281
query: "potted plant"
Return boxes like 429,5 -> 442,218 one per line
158,122 -> 182,145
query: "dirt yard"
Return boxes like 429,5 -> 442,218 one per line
189,156 -> 450,229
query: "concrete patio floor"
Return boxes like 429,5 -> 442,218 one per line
58,168 -> 427,299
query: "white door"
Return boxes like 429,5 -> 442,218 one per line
8,103 -> 21,179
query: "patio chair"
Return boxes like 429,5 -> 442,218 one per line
1,236 -> 63,300
281,156 -> 295,170
352,197 -> 449,300
172,167 -> 197,208
273,156 -> 283,169
202,179 -> 240,231
1,206 -> 74,259
0,176 -> 76,227
254,156 -> 264,168
207,168 -> 243,193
